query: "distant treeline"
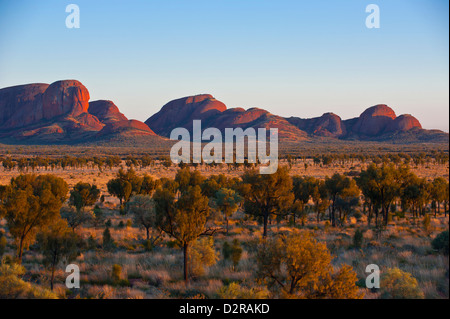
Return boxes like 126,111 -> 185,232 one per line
0,150 -> 448,172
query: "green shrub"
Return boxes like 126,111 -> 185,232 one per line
432,230 -> 449,255
222,241 -> 232,261
230,239 -> 243,271
111,264 -> 122,282
217,282 -> 270,299
87,235 -> 97,250
0,232 -> 6,258
189,237 -> 219,278
0,263 -> 57,299
102,227 -> 115,251
381,268 -> 424,299
167,240 -> 180,249
352,229 -> 364,249
395,211 -> 405,219
422,214 -> 431,233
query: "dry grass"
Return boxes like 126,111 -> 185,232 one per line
0,154 -> 448,299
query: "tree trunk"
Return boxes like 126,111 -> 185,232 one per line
330,197 -> 336,227
263,213 -> 268,238
437,202 -> 440,218
226,217 -> 229,236
183,242 -> 189,283
51,264 -> 55,291
375,208 -> 379,227
384,205 -> 389,226
17,235 -> 25,264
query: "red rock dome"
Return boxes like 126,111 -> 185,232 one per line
386,114 -> 422,132
352,104 -> 397,136
43,80 -> 90,119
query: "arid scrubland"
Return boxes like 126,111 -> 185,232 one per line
0,145 -> 448,299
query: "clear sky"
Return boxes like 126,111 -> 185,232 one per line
0,0 -> 448,131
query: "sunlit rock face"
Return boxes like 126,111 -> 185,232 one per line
42,80 -> 90,119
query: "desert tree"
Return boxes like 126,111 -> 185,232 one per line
153,185 -> 218,282
157,177 -> 179,194
214,188 -> 242,235
37,218 -> 80,290
92,204 -> 105,228
241,166 -> 294,237
201,174 -> 230,198
334,180 -> 360,225
355,164 -> 403,226
325,173 -> 359,227
60,206 -> 93,232
107,178 -> 131,206
107,168 -> 142,205
292,176 -> 319,225
256,232 -> 363,298
140,174 -> 156,196
401,174 -> 430,222
69,182 -> 100,212
0,184 -> 10,218
3,174 -> 68,264
126,194 -> 161,243
175,168 -> 205,195
430,177 -> 448,217
311,179 -> 329,222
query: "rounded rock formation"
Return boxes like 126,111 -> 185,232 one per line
352,104 -> 397,136
0,83 -> 49,128
145,94 -> 227,136
42,80 -> 90,119
385,114 -> 422,132
88,100 -> 127,124
98,120 -> 156,136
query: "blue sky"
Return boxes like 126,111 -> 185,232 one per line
0,0 -> 448,131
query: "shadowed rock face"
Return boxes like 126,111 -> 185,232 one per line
98,120 -> 156,137
351,104 -> 397,136
385,114 -> 422,132
287,112 -> 346,137
88,100 -> 128,124
0,83 -> 49,129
